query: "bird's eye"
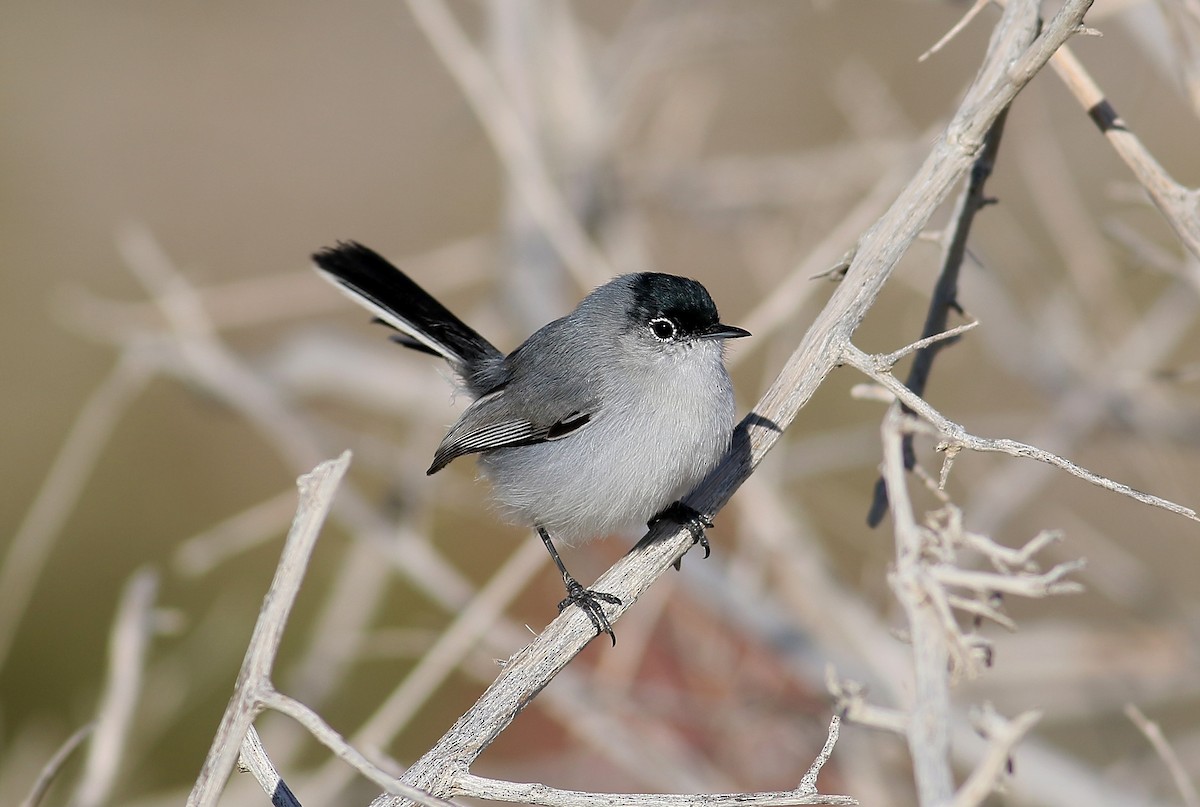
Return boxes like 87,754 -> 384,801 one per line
649,317 -> 676,340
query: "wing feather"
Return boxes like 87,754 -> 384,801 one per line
427,390 -> 593,474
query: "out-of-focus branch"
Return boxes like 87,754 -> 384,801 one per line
69,568 -> 159,807
405,0 -> 612,289
17,725 -> 94,807
0,353 -> 152,672
1125,704 -> 1200,807
950,707 -> 1043,807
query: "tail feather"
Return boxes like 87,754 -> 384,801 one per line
312,241 -> 503,377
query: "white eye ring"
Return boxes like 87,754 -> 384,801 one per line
649,317 -> 676,340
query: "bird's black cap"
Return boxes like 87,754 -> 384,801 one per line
627,273 -> 748,340
629,273 -> 720,335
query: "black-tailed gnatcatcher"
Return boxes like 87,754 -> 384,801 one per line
313,242 -> 749,644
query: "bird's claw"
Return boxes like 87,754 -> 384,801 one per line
649,501 -> 714,569
558,577 -> 622,646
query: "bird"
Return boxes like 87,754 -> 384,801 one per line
312,241 -> 749,643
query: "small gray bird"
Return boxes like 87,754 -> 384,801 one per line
313,242 -> 749,643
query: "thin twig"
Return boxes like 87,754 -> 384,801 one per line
845,344 -> 1200,523
799,716 -> 843,794
261,691 -> 458,807
1124,704 -> 1200,807
876,321 -> 981,370
17,725 -> 94,807
920,0 -> 992,62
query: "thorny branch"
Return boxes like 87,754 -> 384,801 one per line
845,341 -> 1199,523
875,405 -> 1082,805
867,105 -> 1010,526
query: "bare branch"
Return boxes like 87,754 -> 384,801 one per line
950,707 -> 1043,807
452,774 -> 857,807
17,725 -> 94,807
1041,16 -> 1200,260
930,562 -> 1086,598
186,452 -> 350,807
826,670 -> 910,736
920,0 -> 991,62
261,691 -> 458,807
844,343 -> 1200,523
1125,704 -> 1200,807
237,727 -> 301,807
878,406 -> 1085,802
881,406 -> 955,804
173,489 -> 299,577
799,716 -> 844,795
876,321 -> 980,371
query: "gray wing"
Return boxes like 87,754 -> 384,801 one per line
426,387 -> 594,475
427,311 -> 604,475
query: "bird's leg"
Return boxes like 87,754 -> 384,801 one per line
648,501 -> 714,570
537,526 -> 622,646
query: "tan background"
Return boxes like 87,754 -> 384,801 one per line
2,2 -> 1199,805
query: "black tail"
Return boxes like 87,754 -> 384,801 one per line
312,242 -> 503,380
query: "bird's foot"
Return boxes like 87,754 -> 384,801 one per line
558,576 -> 622,646
649,501 -> 714,569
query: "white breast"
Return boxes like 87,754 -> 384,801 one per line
476,340 -> 735,544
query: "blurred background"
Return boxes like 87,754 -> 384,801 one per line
2,1 -> 1200,805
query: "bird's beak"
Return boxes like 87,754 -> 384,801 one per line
699,323 -> 751,340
